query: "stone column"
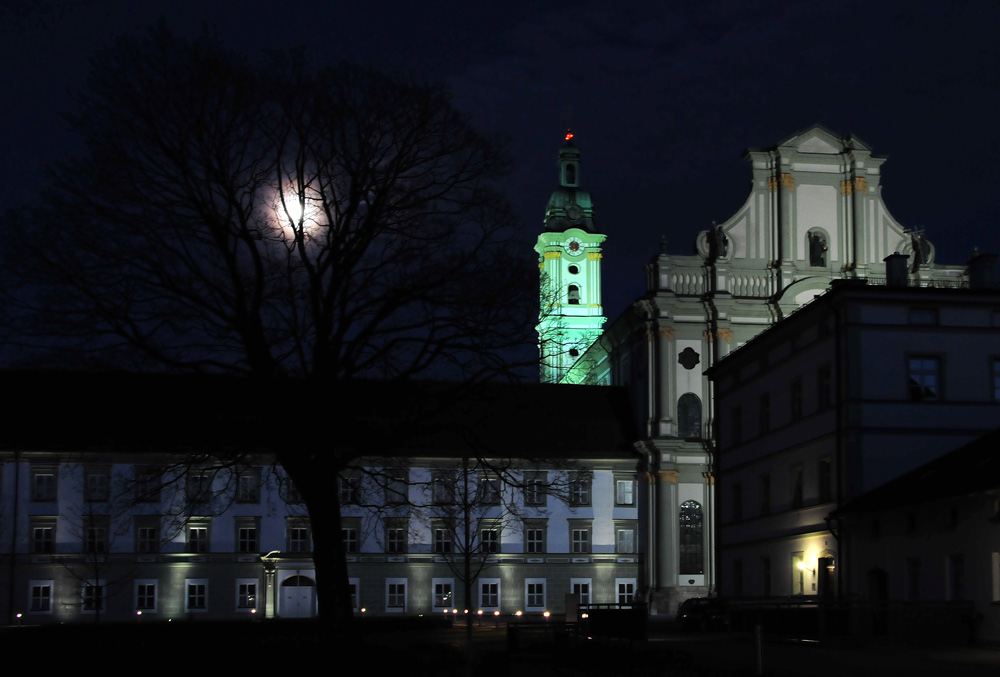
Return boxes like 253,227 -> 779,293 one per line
263,565 -> 277,618
656,469 -> 679,588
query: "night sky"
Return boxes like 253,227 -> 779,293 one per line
4,0 -> 998,322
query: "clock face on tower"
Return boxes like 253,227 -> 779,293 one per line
565,237 -> 583,256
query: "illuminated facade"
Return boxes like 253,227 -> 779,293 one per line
339,383 -> 642,617
0,376 -> 642,622
340,460 -> 642,618
0,451 -> 315,623
544,126 -> 969,615
708,276 -> 1000,611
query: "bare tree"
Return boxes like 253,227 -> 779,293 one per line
418,460 -> 580,629
1,26 -> 539,627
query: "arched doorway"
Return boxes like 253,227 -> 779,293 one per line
281,574 -> 317,618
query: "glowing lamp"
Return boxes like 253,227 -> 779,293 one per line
361,607 -> 366,614
477,610 -> 483,616
565,131 -> 574,142
543,611 -> 551,618
515,610 -> 522,616
581,613 -> 589,619
494,611 -> 500,617
464,609 -> 469,614
136,610 -> 142,616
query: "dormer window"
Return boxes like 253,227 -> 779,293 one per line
567,285 -> 580,305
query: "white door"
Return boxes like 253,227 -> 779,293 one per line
280,575 -> 316,617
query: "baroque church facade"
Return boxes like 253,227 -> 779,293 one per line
537,125 -> 968,614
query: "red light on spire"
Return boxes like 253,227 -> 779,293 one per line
565,130 -> 574,142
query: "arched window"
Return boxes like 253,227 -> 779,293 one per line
679,501 -> 704,575
807,229 -> 828,267
677,393 -> 702,438
565,163 -> 577,185
567,285 -> 580,305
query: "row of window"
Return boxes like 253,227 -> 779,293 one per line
359,577 -> 637,614
340,472 -> 637,509
26,578 -> 258,615
730,550 -> 842,598
735,552 -> 970,602
22,466 -> 268,504
903,554 -> 967,602
730,458 -> 833,523
730,364 -> 832,444
731,358 -> 1000,445
341,521 -> 639,555
27,518 -> 311,555
911,356 -> 1000,402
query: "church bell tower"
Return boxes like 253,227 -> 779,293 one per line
535,131 -> 607,384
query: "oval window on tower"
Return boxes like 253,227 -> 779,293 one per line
568,265 -> 579,274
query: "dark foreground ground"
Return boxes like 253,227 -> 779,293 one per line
3,616 -> 1000,676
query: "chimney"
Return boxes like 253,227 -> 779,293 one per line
967,251 -> 998,289
884,252 -> 910,287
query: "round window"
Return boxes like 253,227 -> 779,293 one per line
568,265 -> 579,274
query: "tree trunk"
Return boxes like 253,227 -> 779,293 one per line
308,495 -> 353,628
283,452 -> 353,630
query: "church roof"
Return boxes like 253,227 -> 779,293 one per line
0,371 -> 639,462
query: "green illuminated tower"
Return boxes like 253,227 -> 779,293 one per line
535,131 -> 607,383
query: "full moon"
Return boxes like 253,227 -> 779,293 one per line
271,182 -> 323,235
